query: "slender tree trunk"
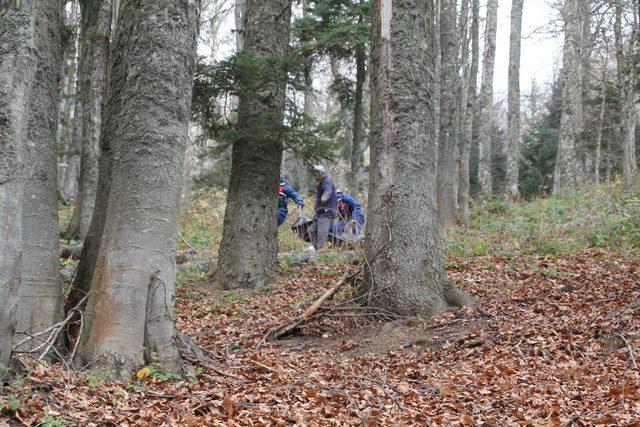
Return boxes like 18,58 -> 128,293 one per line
579,0 -> 593,183
594,71 -> 606,185
504,0 -> 524,202
61,1 -> 82,203
0,0 -> 38,369
56,1 -> 79,201
616,0 -> 637,189
458,0 -> 478,223
77,0 -> 200,375
436,0 -> 458,226
64,0 -> 112,241
553,0 -> 585,193
476,0 -> 498,196
349,41 -> 366,195
234,0 -> 244,51
214,0 -> 292,290
363,0 -> 471,316
16,0 -> 65,343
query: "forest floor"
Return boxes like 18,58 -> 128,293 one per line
2,182 -> 640,425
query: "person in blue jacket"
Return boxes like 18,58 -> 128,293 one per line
278,177 -> 304,226
331,191 -> 365,235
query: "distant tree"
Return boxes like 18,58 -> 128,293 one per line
476,0 -> 498,196
553,0 -> 587,193
64,0 -> 112,241
504,0 -> 524,202
615,0 -> 637,189
457,0 -> 479,223
295,0 -> 370,194
364,0 -> 471,315
436,0 -> 458,226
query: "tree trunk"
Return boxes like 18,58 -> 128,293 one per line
56,1 -> 79,201
234,0 -> 244,51
363,0 -> 471,316
349,41 -> 366,195
504,0 -> 524,202
458,0 -> 478,224
64,0 -> 112,241
616,0 -> 637,189
16,0 -> 65,343
214,0 -> 292,290
579,0 -> 593,183
0,0 -> 38,369
77,0 -> 200,375
476,0 -> 498,196
436,0 -> 458,227
594,71 -> 606,185
553,0 -> 585,193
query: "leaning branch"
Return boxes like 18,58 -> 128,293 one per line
261,266 -> 362,343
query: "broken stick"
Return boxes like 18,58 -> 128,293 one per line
262,266 -> 362,342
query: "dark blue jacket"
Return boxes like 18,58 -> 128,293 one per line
337,192 -> 365,225
278,182 -> 304,212
315,175 -> 337,218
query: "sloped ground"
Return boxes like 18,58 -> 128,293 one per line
2,249 -> 639,426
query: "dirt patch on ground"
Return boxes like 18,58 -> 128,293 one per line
276,315 -> 478,356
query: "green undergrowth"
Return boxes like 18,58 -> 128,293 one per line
446,179 -> 640,258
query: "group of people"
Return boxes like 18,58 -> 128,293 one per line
277,164 -> 365,250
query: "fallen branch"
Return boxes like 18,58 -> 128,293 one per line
261,266 -> 362,343
13,293 -> 90,364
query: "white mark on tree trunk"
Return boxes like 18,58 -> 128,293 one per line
381,0 -> 391,40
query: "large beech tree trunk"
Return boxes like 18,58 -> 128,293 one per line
16,0 -> 65,343
458,0 -> 478,224
363,0 -> 471,316
504,0 -> 524,202
436,0 -> 458,227
64,0 -> 112,241
476,0 -> 498,196
0,0 -> 38,369
77,0 -> 200,375
214,0 -> 292,290
553,0 -> 585,193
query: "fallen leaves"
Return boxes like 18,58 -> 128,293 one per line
1,249 -> 639,425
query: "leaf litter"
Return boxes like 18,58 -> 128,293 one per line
1,248 -> 639,425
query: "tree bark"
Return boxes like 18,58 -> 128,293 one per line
553,0 -> 585,194
363,0 -> 471,316
0,0 -> 38,369
64,0 -> 112,241
594,71 -> 606,185
476,0 -> 498,196
457,0 -> 478,224
615,0 -> 637,189
77,0 -> 200,375
16,0 -> 65,344
436,0 -> 458,227
214,0 -> 292,290
349,40 -> 366,195
504,0 -> 524,202
56,0 -> 79,202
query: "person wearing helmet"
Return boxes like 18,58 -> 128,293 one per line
331,191 -> 365,235
277,177 -> 304,226
308,164 -> 337,250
